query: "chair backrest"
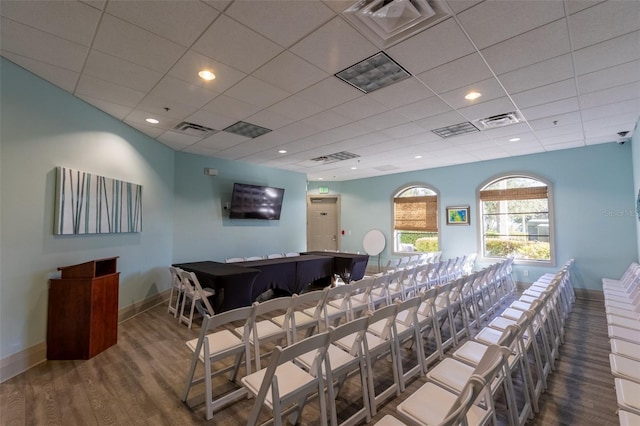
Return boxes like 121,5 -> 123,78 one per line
225,257 -> 245,263
366,302 -> 399,340
253,295 -> 293,318
328,315 -> 369,356
395,295 -> 422,328
286,290 -> 327,342
169,266 -> 184,288
463,253 -> 478,274
473,344 -> 510,382
180,270 -> 215,316
385,258 -> 401,274
267,253 -> 284,259
196,304 -> 254,357
285,252 -> 300,257
417,287 -> 438,318
245,256 -> 264,261
440,377 -> 485,426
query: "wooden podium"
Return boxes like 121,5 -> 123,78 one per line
47,257 -> 119,360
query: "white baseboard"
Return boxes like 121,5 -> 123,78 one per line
0,289 -> 170,383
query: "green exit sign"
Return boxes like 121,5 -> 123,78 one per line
319,186 -> 329,194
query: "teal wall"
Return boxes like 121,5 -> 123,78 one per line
336,144 -> 637,291
172,152 -> 307,263
0,58 -> 307,361
632,118 -> 640,262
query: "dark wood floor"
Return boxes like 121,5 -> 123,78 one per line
0,295 -> 619,425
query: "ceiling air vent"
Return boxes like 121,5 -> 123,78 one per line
173,121 -> 218,138
311,151 -> 361,164
223,121 -> 272,138
473,111 -> 525,130
336,52 -> 411,93
343,0 -> 450,48
432,122 -> 479,138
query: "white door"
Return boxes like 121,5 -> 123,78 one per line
307,196 -> 339,252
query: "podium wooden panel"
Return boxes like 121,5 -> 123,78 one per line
47,257 -> 119,360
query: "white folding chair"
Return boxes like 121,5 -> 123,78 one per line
267,253 -> 284,259
271,290 -> 326,344
178,270 -> 215,328
245,256 -> 264,261
416,287 -> 442,366
182,304 -> 254,420
168,266 -> 186,317
225,257 -> 245,263
242,332 -> 332,426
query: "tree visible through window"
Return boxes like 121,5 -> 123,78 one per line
393,186 -> 439,253
480,176 -> 551,262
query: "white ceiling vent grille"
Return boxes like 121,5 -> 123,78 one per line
311,151 -> 361,164
473,111 -> 525,130
343,0 -> 450,48
173,121 -> 217,138
432,122 -> 479,138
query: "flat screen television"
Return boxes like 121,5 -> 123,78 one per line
228,183 -> 285,220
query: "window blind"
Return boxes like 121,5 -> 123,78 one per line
393,195 -> 438,232
479,186 -> 548,202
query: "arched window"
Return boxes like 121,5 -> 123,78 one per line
393,185 -> 439,253
479,175 -> 553,263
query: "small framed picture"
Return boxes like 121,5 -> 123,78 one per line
446,205 -> 470,225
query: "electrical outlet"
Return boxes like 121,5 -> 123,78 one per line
523,270 -> 529,277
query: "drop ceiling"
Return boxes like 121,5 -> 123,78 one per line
1,0 -> 638,181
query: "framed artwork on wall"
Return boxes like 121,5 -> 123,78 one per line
54,167 -> 142,235
446,205 -> 470,226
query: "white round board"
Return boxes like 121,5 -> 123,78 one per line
363,229 -> 385,256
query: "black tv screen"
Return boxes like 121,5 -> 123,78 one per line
229,183 -> 285,220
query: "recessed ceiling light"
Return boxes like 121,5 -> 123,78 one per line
509,137 -> 521,142
464,91 -> 482,100
145,118 -> 159,124
198,70 -> 216,81
278,149 -> 287,154
351,167 -> 357,170
318,177 -> 324,180
415,155 -> 422,159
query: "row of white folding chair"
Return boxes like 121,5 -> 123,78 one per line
601,262 -> 640,424
167,267 -> 216,328
382,344 -> 512,426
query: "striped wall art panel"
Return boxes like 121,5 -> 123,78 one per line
54,167 -> 142,235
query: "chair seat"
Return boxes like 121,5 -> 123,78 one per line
475,327 -> 504,345
607,315 -> 640,330
297,344 -> 355,376
610,353 -> 640,383
611,339 -> 640,362
608,325 -> 640,343
236,320 -> 285,344
375,415 -> 407,426
427,358 -> 474,392
606,306 -> 640,320
241,361 -> 317,408
397,382 -> 489,426
186,329 -> 243,362
620,410 -> 640,426
272,311 -> 315,328
615,378 -> 640,415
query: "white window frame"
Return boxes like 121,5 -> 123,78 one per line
391,183 -> 441,256
477,173 -> 555,267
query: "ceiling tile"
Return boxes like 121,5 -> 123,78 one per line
75,74 -> 146,107
577,60 -> 640,95
105,0 -> 219,47
252,51 -> 328,93
457,0 -> 565,49
202,95 -> 261,121
158,130 -> 202,148
387,18 -> 475,75
192,14 -> 283,73
0,18 -> 88,72
331,95 -> 389,121
544,140 -> 585,151
184,109 -> 237,132
481,19 -> 571,75
289,16 -> 378,74
413,110 -> 471,132
267,95 -> 325,122
300,110 -> 351,131
394,96 -> 453,121
416,53 -> 494,94
566,0 -> 606,15
246,108 -> 295,130
296,77 -> 363,109
124,120 -> 166,138
197,131 -> 251,151
83,50 -> 163,93
225,1 -> 335,48
573,31 -> 640,76
148,75 -> 220,109
581,98 -> 640,122
1,51 -> 79,93
511,79 -> 577,110
125,109 -> 180,131
438,77 -> 508,110
447,0 -> 484,15
1,0 -> 101,46
579,82 -> 640,110
77,95 -> 133,120
200,0 -> 233,12
568,0 -> 640,50
369,77 -> 434,109
136,94 -> 200,120
497,54 -> 574,94
520,97 -> 580,121
224,76 -> 291,109
92,14 -> 185,72
456,96 -> 518,122
528,111 -> 582,131
276,122 -> 324,142
167,50 -> 247,93
382,123 -> 429,139
356,110 -> 411,131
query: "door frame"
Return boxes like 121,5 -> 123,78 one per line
307,195 -> 341,252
